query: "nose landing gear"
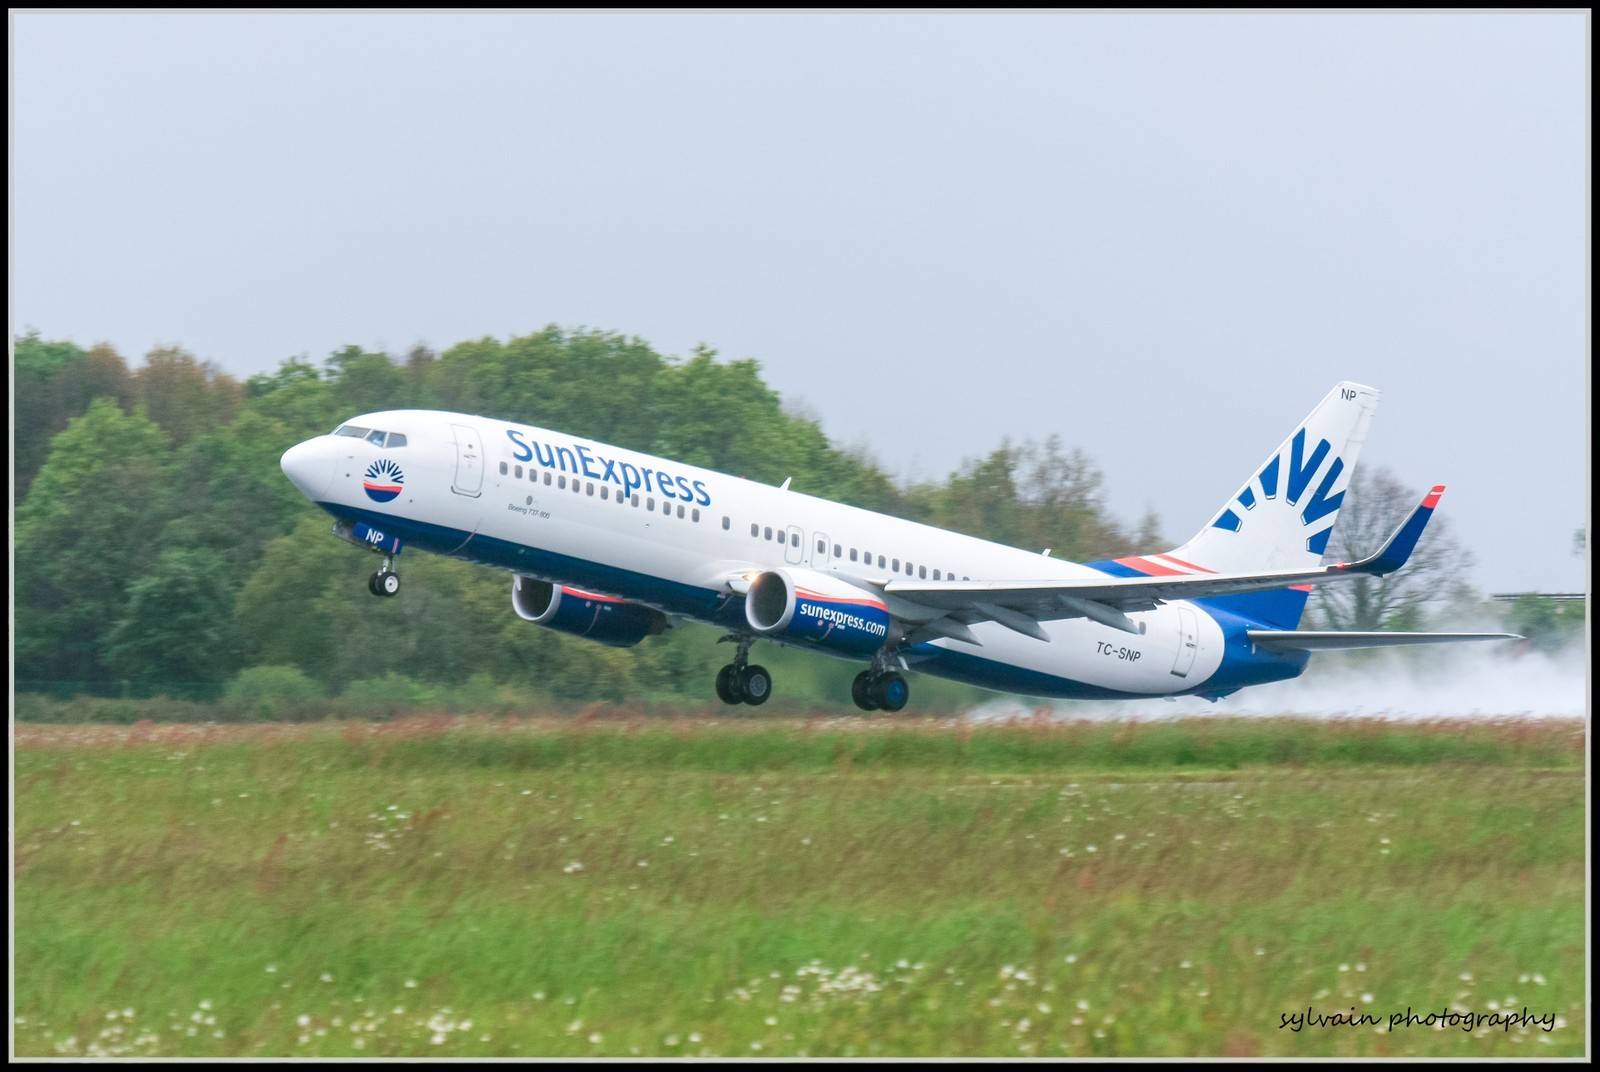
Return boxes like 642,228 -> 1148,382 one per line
334,521 -> 404,598
368,559 -> 401,597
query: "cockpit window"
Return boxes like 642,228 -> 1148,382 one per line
332,424 -> 407,448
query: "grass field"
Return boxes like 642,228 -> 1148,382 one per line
12,713 -> 1587,1058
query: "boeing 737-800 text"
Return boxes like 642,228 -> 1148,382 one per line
279,381 -> 1516,711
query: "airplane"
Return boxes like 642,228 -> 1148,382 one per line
279,381 -> 1519,711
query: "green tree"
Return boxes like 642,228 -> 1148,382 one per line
14,334 -> 132,501
909,442 -> 1026,548
15,400 -> 174,693
1014,436 -> 1132,561
165,409 -> 317,576
235,517 -> 348,676
105,548 -> 243,697
326,345 -> 411,414
1503,595 -> 1585,654
131,345 -> 243,446
243,357 -> 342,436
650,346 -> 793,475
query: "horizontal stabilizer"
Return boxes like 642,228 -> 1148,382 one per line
1248,630 -> 1522,653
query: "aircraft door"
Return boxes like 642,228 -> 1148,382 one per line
784,525 -> 804,566
813,532 -> 832,570
1170,605 -> 1199,678
450,423 -> 484,497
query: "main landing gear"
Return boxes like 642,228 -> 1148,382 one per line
367,552 -> 401,598
710,638 -> 911,712
714,635 -> 771,707
851,668 -> 909,713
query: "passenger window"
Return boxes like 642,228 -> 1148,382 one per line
499,461 -> 508,475
693,508 -> 700,522
544,472 -> 552,486
724,517 -> 731,531
678,505 -> 686,519
892,559 -> 900,571
850,549 -> 858,562
750,523 -> 758,537
586,482 -> 594,495
764,527 -> 773,541
514,465 -> 523,479
878,555 -> 886,569
919,565 -> 927,579
601,486 -> 609,500
933,569 -> 941,580
558,475 -> 567,489
791,532 -> 799,547
632,494 -> 640,507
574,480 -> 581,494
647,497 -> 655,511
817,539 -> 825,553
833,544 -> 842,558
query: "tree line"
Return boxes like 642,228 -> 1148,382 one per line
12,328 -> 1560,706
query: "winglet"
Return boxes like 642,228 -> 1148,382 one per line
1341,484 -> 1445,576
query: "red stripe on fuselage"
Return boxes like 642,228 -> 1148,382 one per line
1113,556 -> 1188,577
1146,553 -> 1214,574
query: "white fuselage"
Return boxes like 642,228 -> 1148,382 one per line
283,410 -> 1288,702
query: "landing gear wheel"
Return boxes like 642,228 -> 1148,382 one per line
870,671 -> 909,713
715,664 -> 744,705
851,670 -> 880,712
368,572 -> 383,597
376,571 -> 401,597
737,665 -> 772,706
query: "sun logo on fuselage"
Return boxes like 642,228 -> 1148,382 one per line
1211,429 -> 1346,554
363,459 -> 405,503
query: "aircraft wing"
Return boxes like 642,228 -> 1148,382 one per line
876,485 -> 1461,642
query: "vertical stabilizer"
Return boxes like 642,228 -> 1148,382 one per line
1174,381 -> 1378,573
1100,382 -> 1379,628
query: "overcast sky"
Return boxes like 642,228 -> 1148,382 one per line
12,11 -> 1588,595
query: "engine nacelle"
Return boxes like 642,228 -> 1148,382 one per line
512,576 -> 668,648
745,567 -> 891,657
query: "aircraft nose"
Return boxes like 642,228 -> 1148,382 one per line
280,437 -> 335,501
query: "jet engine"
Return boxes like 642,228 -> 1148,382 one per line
744,567 -> 891,658
512,576 -> 668,648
